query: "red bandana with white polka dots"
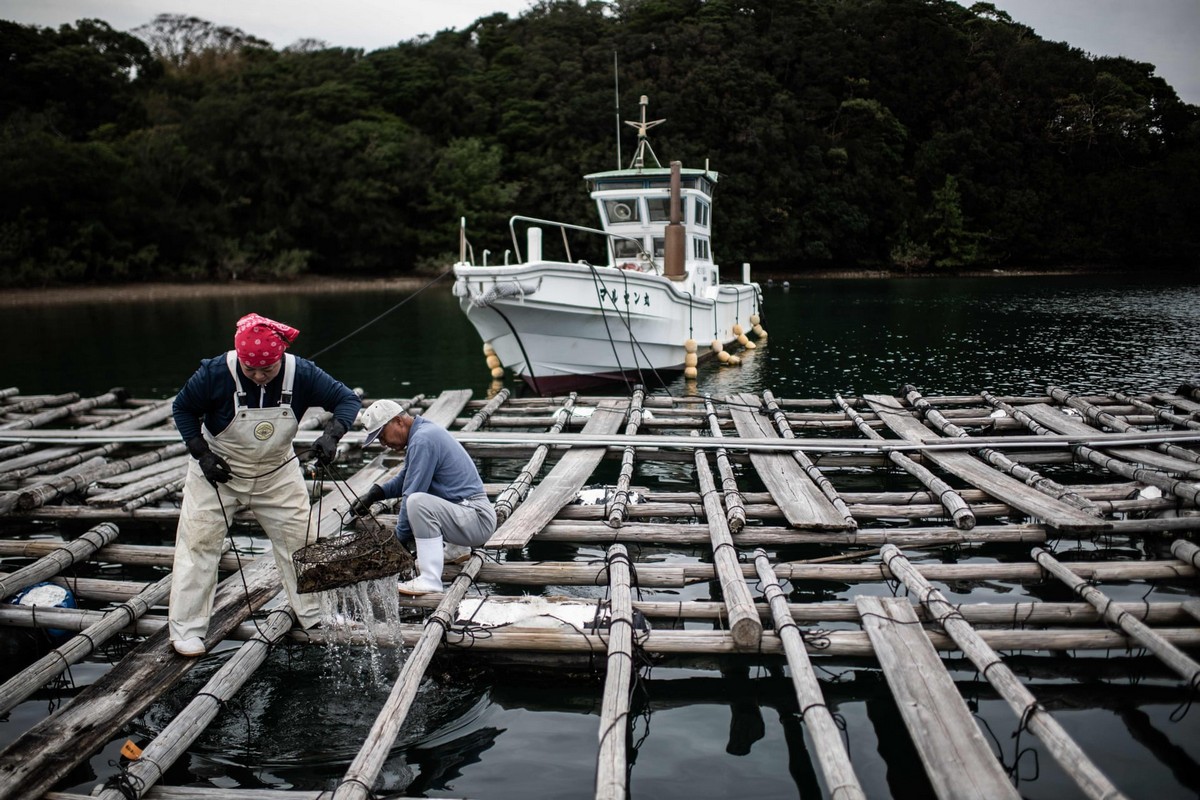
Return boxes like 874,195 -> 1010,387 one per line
234,313 -> 299,367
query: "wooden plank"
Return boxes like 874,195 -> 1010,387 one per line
881,546 -> 1124,800
727,393 -> 849,530
487,400 -> 626,548
417,389 -> 474,429
93,607 -> 297,800
0,556 -> 282,800
1020,403 -> 1200,476
856,596 -> 1019,800
865,396 -> 1108,532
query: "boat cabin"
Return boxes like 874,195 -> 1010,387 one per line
585,168 -> 720,289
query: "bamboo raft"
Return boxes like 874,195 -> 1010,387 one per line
1,382 -> 1199,799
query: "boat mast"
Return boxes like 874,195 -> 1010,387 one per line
624,96 -> 664,170
613,52 -> 622,170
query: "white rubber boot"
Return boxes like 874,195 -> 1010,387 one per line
172,637 -> 206,657
399,536 -> 445,595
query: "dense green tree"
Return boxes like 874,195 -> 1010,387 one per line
0,0 -> 1196,287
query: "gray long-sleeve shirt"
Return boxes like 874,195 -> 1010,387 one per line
379,416 -> 486,539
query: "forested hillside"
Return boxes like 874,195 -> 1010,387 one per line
1,0 -> 1197,286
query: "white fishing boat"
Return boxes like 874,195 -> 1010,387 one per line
451,97 -> 765,394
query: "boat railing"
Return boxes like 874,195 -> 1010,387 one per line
507,215 -> 651,268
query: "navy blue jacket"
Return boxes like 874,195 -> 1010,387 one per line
173,353 -> 360,442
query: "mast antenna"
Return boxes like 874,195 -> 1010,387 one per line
625,95 -> 664,170
613,51 -> 621,169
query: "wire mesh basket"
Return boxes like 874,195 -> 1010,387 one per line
293,517 -> 414,594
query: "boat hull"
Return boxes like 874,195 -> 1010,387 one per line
453,262 -> 759,394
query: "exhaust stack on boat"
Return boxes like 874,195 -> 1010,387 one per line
664,161 -> 686,281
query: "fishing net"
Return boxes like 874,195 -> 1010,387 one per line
293,517 -> 414,594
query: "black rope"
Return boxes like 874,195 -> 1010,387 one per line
102,759 -> 147,800
333,777 -> 380,799
1008,702 -> 1042,786
1169,672 -> 1200,722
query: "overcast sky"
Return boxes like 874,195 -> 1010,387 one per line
3,0 -> 1197,104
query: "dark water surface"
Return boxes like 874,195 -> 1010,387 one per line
3,273 -> 1198,401
2,273 -> 1199,799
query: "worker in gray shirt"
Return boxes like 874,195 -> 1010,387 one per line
351,399 -> 495,594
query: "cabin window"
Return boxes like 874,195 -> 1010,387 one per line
647,197 -> 670,222
604,199 -> 641,224
653,237 -> 666,258
693,237 -> 711,261
613,238 -> 642,259
597,180 -> 645,190
694,199 -> 710,228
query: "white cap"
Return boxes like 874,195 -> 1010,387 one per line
360,399 -> 404,446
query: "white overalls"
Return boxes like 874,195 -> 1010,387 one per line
169,352 -> 321,642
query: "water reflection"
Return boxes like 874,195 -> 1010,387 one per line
3,274 -> 1195,401
135,645 -> 493,792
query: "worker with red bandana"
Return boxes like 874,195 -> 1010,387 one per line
169,313 -> 361,656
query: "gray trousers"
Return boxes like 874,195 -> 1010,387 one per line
403,492 -> 495,546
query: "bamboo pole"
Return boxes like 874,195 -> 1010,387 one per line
881,545 -> 1125,800
87,460 -> 187,505
493,393 -> 577,524
333,554 -> 483,800
0,392 -> 80,417
762,390 -> 857,528
123,476 -> 187,512
1171,538 -> 1200,571
0,388 -> 128,431
534,520 -> 1047,547
595,544 -> 635,800
1032,547 -> 1200,688
906,385 -> 1103,516
0,572 -> 172,717
606,386 -> 645,527
93,607 -> 297,800
0,555 -> 284,800
754,548 -> 865,800
0,521 -> 118,599
704,395 -> 747,533
0,539 -> 236,570
7,603 -> 1200,657
0,399 -> 174,483
1050,385 -> 1200,465
983,391 -> 1200,505
7,593 -> 1196,635
6,425 -> 1200,453
14,441 -> 189,512
692,432 -> 761,648
1114,390 -> 1200,431
835,393 -> 975,530
461,387 -> 510,432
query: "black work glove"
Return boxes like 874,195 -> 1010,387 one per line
312,419 -> 348,465
350,484 -> 385,517
186,437 -> 231,484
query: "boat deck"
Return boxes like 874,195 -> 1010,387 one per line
1,383 -> 1199,799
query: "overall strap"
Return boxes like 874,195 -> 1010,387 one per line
280,354 -> 296,406
224,351 -> 248,410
